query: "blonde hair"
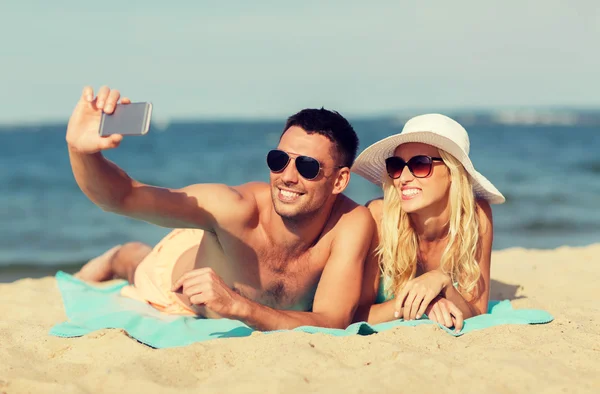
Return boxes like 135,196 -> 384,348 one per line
376,149 -> 481,299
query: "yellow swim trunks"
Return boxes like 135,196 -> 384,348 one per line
120,228 -> 204,315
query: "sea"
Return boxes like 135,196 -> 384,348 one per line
1,115 -> 599,282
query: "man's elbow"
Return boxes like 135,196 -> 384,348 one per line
351,304 -> 372,324
98,200 -> 123,214
97,186 -> 136,215
313,311 -> 353,329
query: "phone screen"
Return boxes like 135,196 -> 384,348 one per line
99,102 -> 153,136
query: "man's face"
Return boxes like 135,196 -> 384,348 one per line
269,126 -> 339,222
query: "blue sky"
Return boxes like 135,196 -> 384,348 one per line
2,1 -> 599,124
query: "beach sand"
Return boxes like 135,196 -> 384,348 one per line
1,244 -> 599,393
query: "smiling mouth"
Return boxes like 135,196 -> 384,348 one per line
278,188 -> 303,202
401,188 -> 421,200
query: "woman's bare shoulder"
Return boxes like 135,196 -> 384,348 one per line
365,197 -> 384,223
476,198 -> 494,235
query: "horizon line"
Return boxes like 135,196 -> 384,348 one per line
2,105 -> 600,128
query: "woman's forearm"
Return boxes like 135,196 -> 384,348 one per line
355,299 -> 397,325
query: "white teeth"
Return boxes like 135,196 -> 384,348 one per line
402,189 -> 421,196
281,190 -> 301,198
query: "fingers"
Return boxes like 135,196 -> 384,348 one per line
395,286 -> 431,320
171,267 -> 216,292
189,293 -> 208,306
428,305 -> 441,324
394,286 -> 410,318
408,293 -> 424,320
447,303 -> 464,332
103,89 -> 121,114
183,283 -> 211,301
80,85 -> 129,109
95,86 -> 111,109
394,299 -> 402,318
438,300 -> 453,327
171,268 -> 204,291
415,292 -> 436,320
393,303 -> 403,319
402,291 -> 418,320
99,134 -> 123,150
81,86 -> 94,103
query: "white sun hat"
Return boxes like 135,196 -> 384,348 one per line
352,113 -> 505,204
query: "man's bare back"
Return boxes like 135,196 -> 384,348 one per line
68,86 -> 374,330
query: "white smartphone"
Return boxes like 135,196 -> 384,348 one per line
98,102 -> 153,136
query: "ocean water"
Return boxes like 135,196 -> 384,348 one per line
1,118 -> 599,279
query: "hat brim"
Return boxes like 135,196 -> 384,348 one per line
351,131 -> 505,204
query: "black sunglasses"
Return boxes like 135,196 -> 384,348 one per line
266,149 -> 343,180
385,155 -> 444,179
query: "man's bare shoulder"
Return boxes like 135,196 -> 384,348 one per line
179,181 -> 266,208
231,181 -> 269,199
325,195 -> 376,262
233,181 -> 272,212
178,182 -> 267,229
332,194 -> 376,233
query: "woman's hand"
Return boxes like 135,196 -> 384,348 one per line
425,296 -> 464,332
394,270 -> 451,321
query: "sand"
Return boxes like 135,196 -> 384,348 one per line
1,244 -> 599,393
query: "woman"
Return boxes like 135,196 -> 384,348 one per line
351,114 -> 505,331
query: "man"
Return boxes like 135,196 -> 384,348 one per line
67,86 -> 374,330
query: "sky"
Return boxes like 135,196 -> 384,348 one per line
1,0 -> 599,124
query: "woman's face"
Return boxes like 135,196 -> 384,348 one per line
390,142 -> 451,215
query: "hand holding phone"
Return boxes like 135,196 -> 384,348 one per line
66,86 -> 151,155
99,102 -> 153,137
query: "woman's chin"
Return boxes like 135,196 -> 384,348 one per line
401,200 -> 421,213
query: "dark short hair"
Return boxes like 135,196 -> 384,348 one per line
281,108 -> 359,168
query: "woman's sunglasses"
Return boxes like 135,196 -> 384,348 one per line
385,155 -> 444,179
266,149 -> 343,180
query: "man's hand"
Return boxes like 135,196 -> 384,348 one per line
171,268 -> 245,319
394,270 -> 451,321
66,86 -> 129,154
425,296 -> 464,332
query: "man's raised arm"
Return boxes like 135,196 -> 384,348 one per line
66,86 -> 250,231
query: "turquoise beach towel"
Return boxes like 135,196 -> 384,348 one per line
50,271 -> 554,349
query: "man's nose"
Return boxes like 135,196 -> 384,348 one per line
280,158 -> 299,184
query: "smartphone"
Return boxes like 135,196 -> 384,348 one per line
98,102 -> 153,136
